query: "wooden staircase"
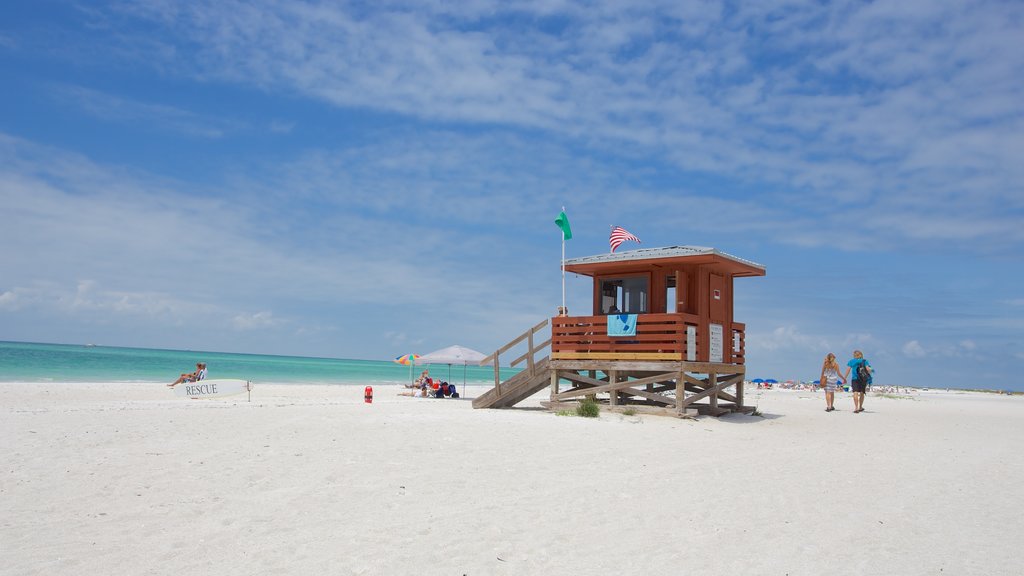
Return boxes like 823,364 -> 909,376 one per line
473,319 -> 552,409
473,357 -> 552,408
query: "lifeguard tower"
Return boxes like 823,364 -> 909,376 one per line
473,246 -> 766,417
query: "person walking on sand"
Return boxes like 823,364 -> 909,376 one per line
819,353 -> 846,412
844,350 -> 873,413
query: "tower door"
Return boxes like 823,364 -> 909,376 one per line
709,273 -> 726,322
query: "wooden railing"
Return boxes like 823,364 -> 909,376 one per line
480,318 -> 551,390
551,313 -> 747,365
731,322 -> 746,365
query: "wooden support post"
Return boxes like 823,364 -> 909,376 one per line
609,369 -> 618,406
493,351 -> 501,390
709,371 -> 719,409
675,370 -> 684,413
550,369 -> 559,400
736,378 -> 744,408
527,330 -> 536,377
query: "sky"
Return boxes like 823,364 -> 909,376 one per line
1,1 -> 1022,389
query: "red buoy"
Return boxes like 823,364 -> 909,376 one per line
364,385 -> 373,403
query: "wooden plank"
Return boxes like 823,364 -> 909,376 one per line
551,352 -> 682,361
546,360 -> 748,373
511,338 -> 551,367
540,401 -> 696,419
494,350 -> 501,390
678,379 -> 733,408
553,371 -> 676,401
609,369 -> 618,406
556,384 -> 676,407
527,330 -> 536,376
676,369 -> 685,411
556,371 -> 609,389
681,373 -> 708,387
710,372 -> 718,409
608,372 -> 678,390
622,387 -> 677,406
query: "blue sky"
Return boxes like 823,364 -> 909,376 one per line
1,1 -> 1022,389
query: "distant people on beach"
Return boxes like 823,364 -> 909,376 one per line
170,362 -> 206,388
409,369 -> 430,389
844,350 -> 873,413
819,353 -> 846,412
399,369 -> 458,398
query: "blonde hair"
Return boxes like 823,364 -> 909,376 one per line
853,350 -> 864,359
821,353 -> 840,372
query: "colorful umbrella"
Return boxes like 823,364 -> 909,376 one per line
394,354 -> 421,384
394,353 -> 420,365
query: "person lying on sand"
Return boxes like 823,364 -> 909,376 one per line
398,386 -> 430,398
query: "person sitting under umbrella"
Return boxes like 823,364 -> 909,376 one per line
408,369 -> 430,389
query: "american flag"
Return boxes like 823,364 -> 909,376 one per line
609,226 -> 641,252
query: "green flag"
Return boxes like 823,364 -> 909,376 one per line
555,210 -> 572,240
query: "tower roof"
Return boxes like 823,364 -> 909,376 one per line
563,245 -> 766,277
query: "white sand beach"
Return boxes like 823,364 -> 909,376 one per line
2,383 -> 1022,575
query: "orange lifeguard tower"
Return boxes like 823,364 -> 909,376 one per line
474,246 -> 766,417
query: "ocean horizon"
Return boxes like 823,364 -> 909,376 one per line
0,341 -> 515,386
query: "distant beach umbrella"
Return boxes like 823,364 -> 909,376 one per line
751,378 -> 765,383
394,353 -> 420,365
416,344 -> 492,389
394,353 -> 421,384
765,378 -> 778,384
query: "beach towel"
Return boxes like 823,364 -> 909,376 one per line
607,314 -> 637,336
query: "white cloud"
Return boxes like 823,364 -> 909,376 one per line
902,340 -> 927,358
0,132 -> 560,355
84,0 -> 1024,254
747,325 -> 830,353
53,85 -> 239,138
232,311 -> 280,330
0,289 -> 23,310
901,338 -> 981,360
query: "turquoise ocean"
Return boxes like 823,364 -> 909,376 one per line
0,341 -> 516,387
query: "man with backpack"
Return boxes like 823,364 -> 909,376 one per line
844,350 -> 873,413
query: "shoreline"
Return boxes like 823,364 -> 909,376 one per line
3,382 -> 1022,575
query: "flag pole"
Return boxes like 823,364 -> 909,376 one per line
561,206 -> 566,314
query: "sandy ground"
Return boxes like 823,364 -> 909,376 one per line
2,382 -> 1022,576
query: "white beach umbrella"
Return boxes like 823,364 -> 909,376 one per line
415,344 -> 493,391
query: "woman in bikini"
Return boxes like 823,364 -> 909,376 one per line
169,362 -> 206,387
